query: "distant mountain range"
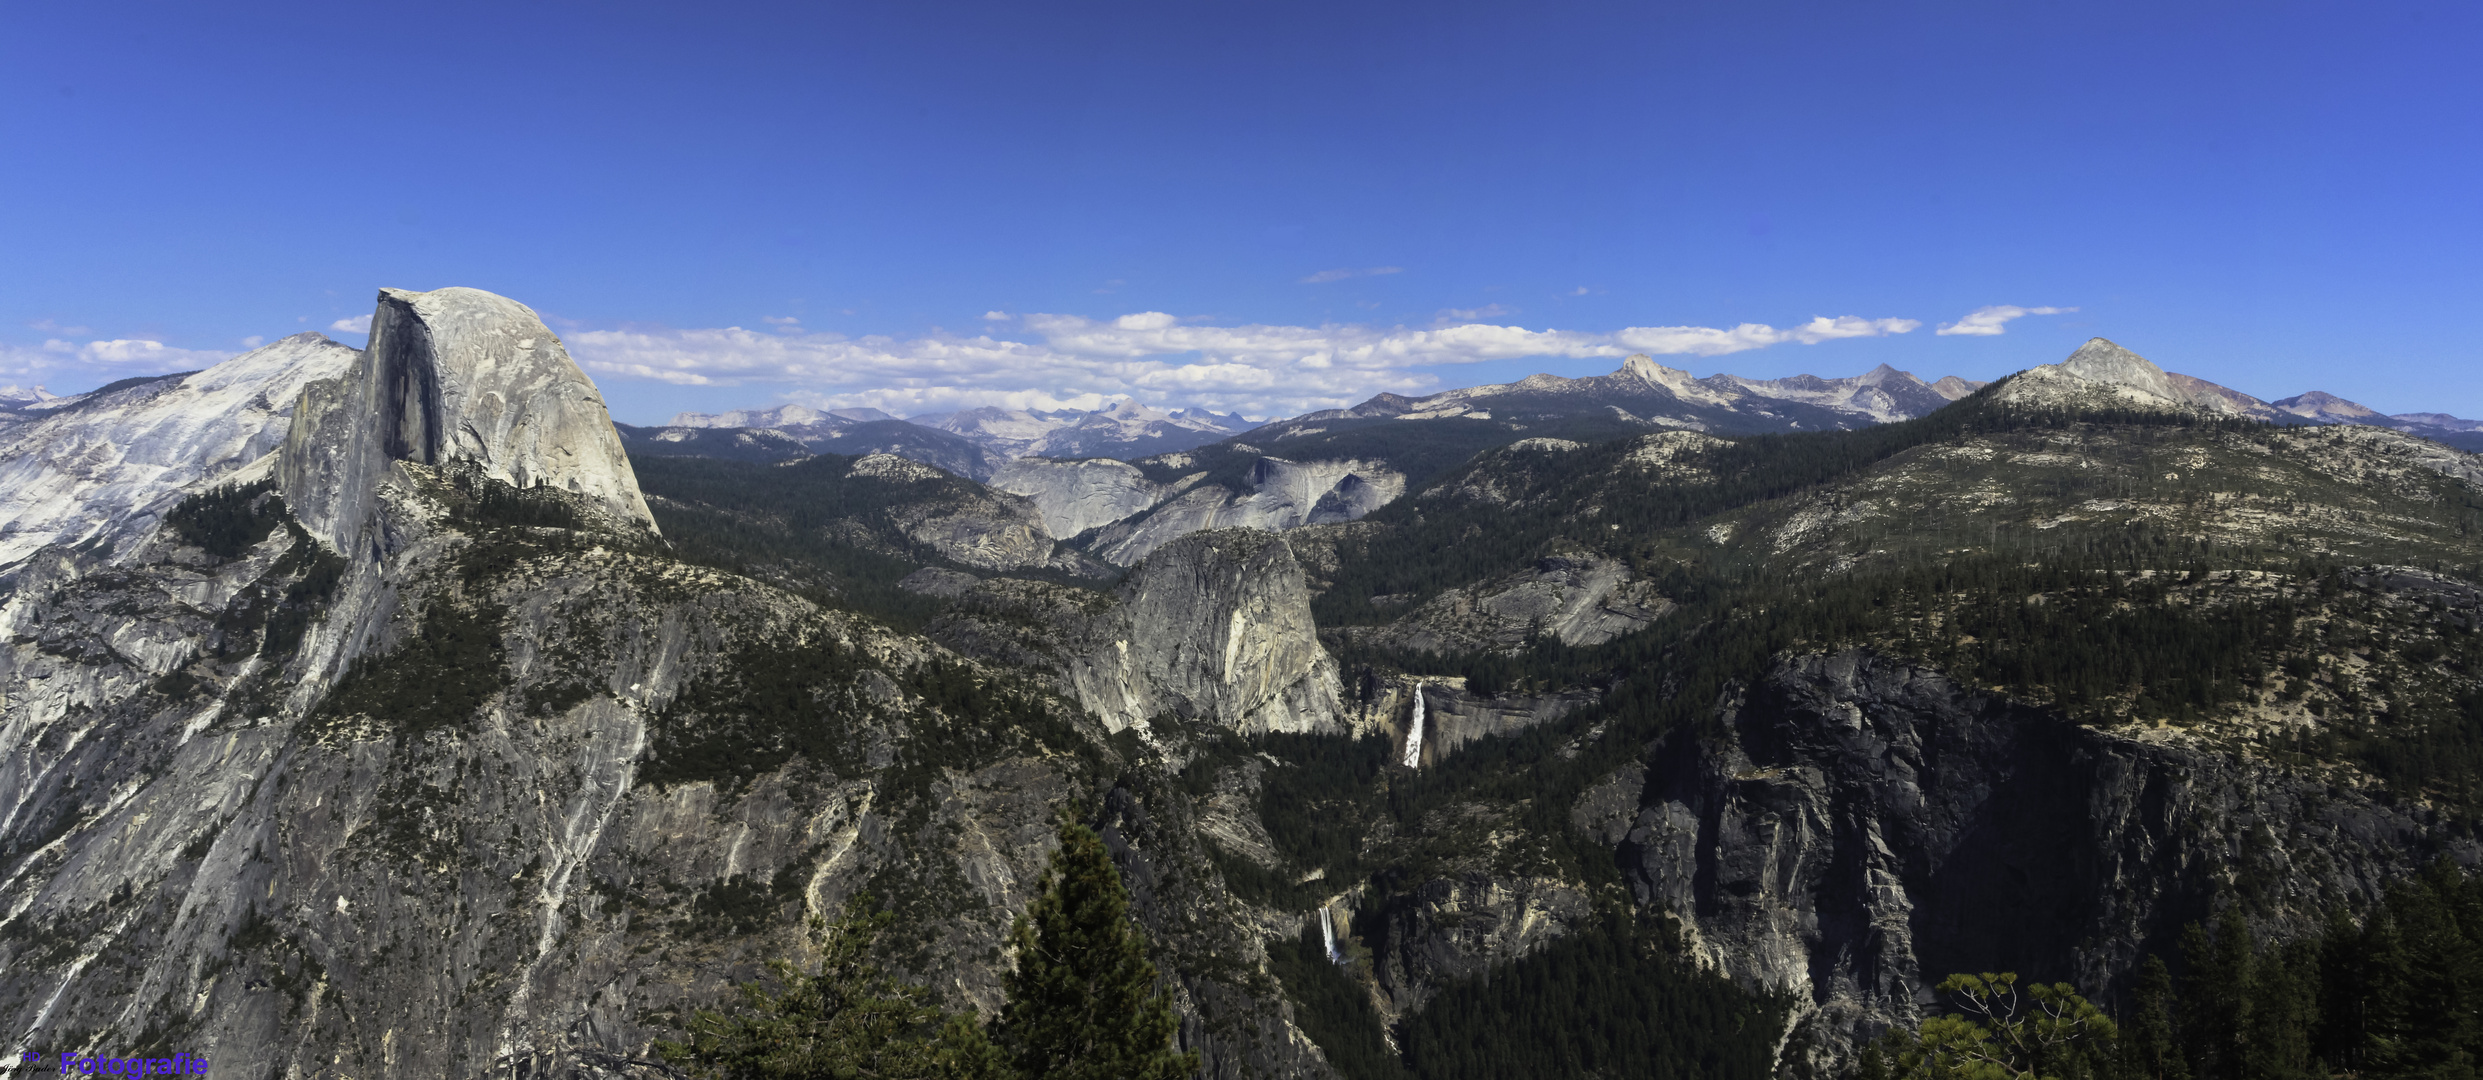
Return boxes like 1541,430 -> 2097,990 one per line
645,351 -> 2482,472
1984,339 -> 2483,450
645,399 -> 1251,466
1267,356 -> 1983,436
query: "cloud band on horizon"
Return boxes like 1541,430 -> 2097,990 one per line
564,312 -> 1922,417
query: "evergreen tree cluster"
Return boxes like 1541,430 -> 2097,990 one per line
629,451 -> 1107,632
164,478 -> 284,558
1873,860 -> 2483,1080
662,823 -> 1197,1080
2139,863 -> 2483,1080
1392,915 -> 1788,1080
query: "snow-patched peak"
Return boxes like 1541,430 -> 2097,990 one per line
0,384 -> 58,409
666,404 -> 895,429
279,287 -> 654,546
1293,354 -> 1986,431
0,333 -> 358,570
1718,363 -> 1960,424
909,399 -> 1255,460
672,403 -> 832,429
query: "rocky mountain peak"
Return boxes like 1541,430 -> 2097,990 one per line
279,286 -> 654,546
0,384 -> 60,407
2058,337 -> 2181,399
1929,375 -> 1985,400
1621,353 -> 1691,386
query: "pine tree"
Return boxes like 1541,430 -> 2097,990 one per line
2240,941 -> 2317,1080
2179,910 -> 2254,1080
2124,955 -> 2189,1080
996,822 -> 1199,1080
2313,908 -> 2369,1072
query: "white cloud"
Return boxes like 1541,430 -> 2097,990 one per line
1435,304 -> 1512,323
1,338 -> 234,379
1936,305 -> 2076,336
1301,266 -> 1404,284
566,310 -> 1921,417
1611,316 -> 1921,356
67,339 -> 233,366
329,314 -> 373,333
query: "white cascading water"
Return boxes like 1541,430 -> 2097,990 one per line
1319,906 -> 1342,963
1400,682 -> 1426,769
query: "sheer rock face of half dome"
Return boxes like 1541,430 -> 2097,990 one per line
280,286 -> 654,547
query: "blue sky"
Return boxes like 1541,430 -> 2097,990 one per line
4,0 -> 2477,424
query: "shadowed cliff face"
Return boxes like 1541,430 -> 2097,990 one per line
1626,651 -> 2478,1066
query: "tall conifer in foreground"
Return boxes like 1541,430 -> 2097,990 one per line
996,822 -> 1200,1080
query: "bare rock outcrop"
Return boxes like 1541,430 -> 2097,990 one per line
932,528 -> 1347,734
989,457 -> 1178,538
1352,553 -> 1674,655
1086,457 -> 1406,565
0,334 -> 357,571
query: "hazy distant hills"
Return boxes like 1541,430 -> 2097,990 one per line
642,349 -> 2483,479
618,417 -> 1001,478
633,398 -> 1259,474
1267,355 -> 1983,437
908,400 -> 1258,460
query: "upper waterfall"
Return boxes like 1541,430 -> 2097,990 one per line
1402,682 -> 1427,768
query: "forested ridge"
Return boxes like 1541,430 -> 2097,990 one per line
1858,861 -> 2483,1080
1211,394 -> 2483,1078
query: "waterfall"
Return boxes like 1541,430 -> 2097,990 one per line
1319,905 -> 1342,963
1400,681 -> 1426,769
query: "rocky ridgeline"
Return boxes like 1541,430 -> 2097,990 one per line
0,333 -> 358,571
930,528 -> 1348,735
